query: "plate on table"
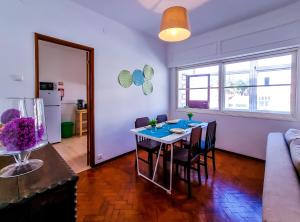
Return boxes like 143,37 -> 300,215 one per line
170,128 -> 185,134
156,123 -> 165,128
145,125 -> 152,129
188,123 -> 199,127
166,119 -> 180,124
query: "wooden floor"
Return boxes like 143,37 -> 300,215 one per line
53,135 -> 90,173
77,150 -> 265,222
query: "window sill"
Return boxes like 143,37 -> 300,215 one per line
176,108 -> 297,122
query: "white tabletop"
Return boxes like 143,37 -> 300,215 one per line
130,120 -> 207,144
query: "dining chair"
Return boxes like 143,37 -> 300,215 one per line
156,114 -> 168,123
200,121 -> 217,179
135,117 -> 161,178
164,126 -> 202,198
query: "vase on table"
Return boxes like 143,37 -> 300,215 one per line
0,98 -> 48,178
149,119 -> 157,133
150,125 -> 157,132
187,112 -> 193,121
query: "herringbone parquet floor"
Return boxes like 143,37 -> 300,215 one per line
77,150 -> 265,222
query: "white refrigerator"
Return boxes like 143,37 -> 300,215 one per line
40,90 -> 61,143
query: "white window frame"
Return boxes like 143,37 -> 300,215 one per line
176,48 -> 298,121
177,63 -> 220,110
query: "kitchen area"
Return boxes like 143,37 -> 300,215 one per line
38,40 -> 89,173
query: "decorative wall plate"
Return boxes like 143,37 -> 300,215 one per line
118,70 -> 132,88
132,69 -> 145,86
142,81 -> 153,95
143,65 -> 154,80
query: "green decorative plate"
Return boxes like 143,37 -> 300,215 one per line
118,70 -> 132,88
143,65 -> 154,80
142,81 -> 153,95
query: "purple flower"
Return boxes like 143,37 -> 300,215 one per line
1,109 -> 21,124
0,117 -> 45,152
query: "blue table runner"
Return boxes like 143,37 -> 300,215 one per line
138,120 -> 203,138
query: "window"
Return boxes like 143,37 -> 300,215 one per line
177,65 -> 219,110
224,54 -> 293,114
176,50 -> 297,118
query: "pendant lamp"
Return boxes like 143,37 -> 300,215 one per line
158,6 -> 191,42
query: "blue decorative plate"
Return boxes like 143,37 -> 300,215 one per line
132,69 -> 145,86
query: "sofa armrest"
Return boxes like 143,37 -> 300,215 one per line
263,133 -> 300,222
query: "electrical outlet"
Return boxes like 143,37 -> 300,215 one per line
11,74 -> 24,82
97,154 -> 103,160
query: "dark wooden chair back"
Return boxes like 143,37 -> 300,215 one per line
135,117 -> 150,143
156,114 -> 168,123
205,121 -> 217,151
190,126 -> 202,147
135,117 -> 149,128
188,126 -> 202,161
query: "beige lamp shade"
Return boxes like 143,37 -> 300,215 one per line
159,6 -> 191,42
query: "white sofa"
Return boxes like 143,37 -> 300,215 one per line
263,133 -> 300,222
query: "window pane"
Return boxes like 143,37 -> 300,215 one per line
187,89 -> 209,109
256,55 -> 292,67
210,74 -> 219,87
178,90 -> 187,108
257,69 -> 291,85
225,61 -> 250,73
189,89 -> 208,100
225,72 -> 250,87
224,87 -> 250,110
256,86 -> 290,113
178,71 -> 188,89
189,76 -> 209,88
194,65 -> 219,75
210,88 -> 219,110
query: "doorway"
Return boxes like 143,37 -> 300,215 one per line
34,33 -> 95,171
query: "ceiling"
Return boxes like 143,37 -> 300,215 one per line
71,0 -> 299,39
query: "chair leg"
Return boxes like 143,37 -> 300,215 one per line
175,164 -> 179,176
135,149 -> 138,170
212,149 -> 216,171
163,152 -> 167,183
187,166 -> 191,198
197,159 -> 201,185
148,153 -> 153,178
204,153 -> 208,179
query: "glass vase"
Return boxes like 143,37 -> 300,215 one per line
0,98 -> 48,178
151,125 -> 157,132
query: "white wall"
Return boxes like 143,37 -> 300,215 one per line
0,0 -> 168,164
39,41 -> 86,122
168,2 -> 300,160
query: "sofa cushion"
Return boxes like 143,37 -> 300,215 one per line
284,128 -> 300,145
290,139 -> 300,175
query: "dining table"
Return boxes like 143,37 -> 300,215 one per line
130,119 -> 207,195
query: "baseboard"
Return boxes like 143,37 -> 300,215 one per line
92,147 -> 264,168
93,149 -> 135,167
215,148 -> 265,162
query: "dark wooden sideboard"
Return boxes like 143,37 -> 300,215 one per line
0,144 -> 78,222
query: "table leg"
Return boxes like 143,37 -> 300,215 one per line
135,143 -> 173,194
168,143 -> 174,194
152,143 -> 163,180
135,146 -> 140,176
